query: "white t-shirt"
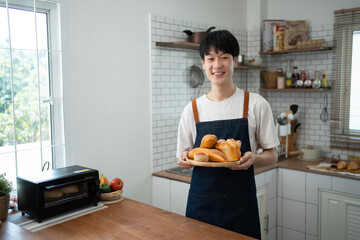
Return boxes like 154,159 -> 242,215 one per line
176,87 -> 279,157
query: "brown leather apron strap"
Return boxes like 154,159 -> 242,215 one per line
243,91 -> 249,119
192,98 -> 199,123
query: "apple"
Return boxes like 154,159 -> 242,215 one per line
110,178 -> 124,191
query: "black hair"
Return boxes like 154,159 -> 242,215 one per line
199,30 -> 239,60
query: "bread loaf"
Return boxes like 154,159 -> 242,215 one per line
44,189 -> 63,198
60,185 -> 79,194
215,139 -> 242,162
188,148 -> 226,162
200,134 -> 218,148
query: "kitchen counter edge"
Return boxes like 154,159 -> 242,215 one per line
153,158 -> 360,183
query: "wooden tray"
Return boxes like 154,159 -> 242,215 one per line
307,165 -> 360,174
186,158 -> 241,167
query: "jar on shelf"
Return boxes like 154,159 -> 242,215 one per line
304,70 -> 313,88
297,69 -> 306,88
312,70 -> 322,88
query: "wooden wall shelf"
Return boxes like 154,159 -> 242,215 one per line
259,87 -> 331,92
259,47 -> 332,55
156,41 -> 199,50
235,65 -> 265,70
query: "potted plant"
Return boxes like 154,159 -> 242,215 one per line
0,173 -> 13,221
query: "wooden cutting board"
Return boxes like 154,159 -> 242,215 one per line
186,158 -> 241,167
307,165 -> 360,174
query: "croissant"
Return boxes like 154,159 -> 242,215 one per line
337,161 -> 347,170
347,161 -> 359,170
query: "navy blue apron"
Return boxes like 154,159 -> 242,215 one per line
186,91 -> 261,239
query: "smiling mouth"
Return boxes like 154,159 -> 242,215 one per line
213,72 -> 225,75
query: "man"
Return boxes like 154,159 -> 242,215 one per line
177,30 -> 279,239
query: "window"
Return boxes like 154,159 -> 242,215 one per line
0,0 -> 65,187
330,7 -> 360,150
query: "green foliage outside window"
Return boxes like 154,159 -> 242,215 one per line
0,48 -> 50,147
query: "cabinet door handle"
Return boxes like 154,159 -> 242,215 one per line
264,214 -> 269,234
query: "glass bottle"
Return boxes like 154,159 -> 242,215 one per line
321,72 -> 328,88
297,69 -> 306,88
312,70 -> 321,88
285,59 -> 292,88
291,67 -> 300,88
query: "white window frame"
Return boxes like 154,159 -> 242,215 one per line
0,0 -> 65,186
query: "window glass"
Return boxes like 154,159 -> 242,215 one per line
349,30 -> 360,131
0,0 -> 64,187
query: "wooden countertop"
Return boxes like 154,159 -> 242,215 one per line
2,198 -> 255,240
153,158 -> 360,183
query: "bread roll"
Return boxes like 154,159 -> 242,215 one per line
60,185 -> 79,194
188,148 -> 226,162
44,189 -> 63,198
200,134 -> 218,149
215,139 -> 242,162
347,161 -> 359,170
337,161 -> 347,169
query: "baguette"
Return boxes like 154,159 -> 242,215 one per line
188,147 -> 227,162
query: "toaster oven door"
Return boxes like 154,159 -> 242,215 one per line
43,176 -> 98,208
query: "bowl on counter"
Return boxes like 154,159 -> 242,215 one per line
289,146 -> 323,161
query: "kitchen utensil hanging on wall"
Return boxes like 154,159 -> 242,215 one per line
189,65 -> 204,88
320,94 -> 329,122
290,104 -> 298,114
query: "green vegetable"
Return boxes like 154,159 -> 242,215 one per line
100,183 -> 111,193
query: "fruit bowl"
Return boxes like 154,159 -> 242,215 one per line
100,189 -> 123,201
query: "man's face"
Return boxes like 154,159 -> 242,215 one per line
202,48 -> 238,87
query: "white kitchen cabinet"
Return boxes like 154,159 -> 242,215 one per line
257,185 -> 268,240
152,176 -> 189,215
152,176 -> 170,211
170,180 -> 190,216
319,189 -> 360,240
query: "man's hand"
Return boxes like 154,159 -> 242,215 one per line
177,151 -> 194,169
227,148 -> 277,170
227,151 -> 255,170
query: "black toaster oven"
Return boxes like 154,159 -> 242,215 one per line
17,165 -> 101,223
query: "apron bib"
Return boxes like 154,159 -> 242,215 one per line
186,91 -> 261,239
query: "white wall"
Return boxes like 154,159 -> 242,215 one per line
60,0 -> 246,204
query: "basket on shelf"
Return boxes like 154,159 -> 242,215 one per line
348,156 -> 360,165
100,190 -> 122,201
261,68 -> 283,89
